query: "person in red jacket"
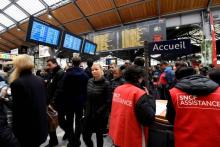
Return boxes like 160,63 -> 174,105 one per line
109,65 -> 155,147
166,66 -> 220,147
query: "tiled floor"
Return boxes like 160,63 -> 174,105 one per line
40,127 -> 113,147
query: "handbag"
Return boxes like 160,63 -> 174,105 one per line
47,105 -> 58,131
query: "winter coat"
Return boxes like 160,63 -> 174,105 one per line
10,70 -> 48,147
83,77 -> 112,132
46,66 -> 64,106
62,67 -> 89,111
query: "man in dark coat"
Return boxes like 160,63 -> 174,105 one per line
84,58 -> 93,79
46,58 -> 65,146
11,70 -> 48,147
62,56 -> 89,147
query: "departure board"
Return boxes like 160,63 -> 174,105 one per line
26,16 -> 61,48
30,22 -> 60,45
93,32 -> 117,51
121,27 -> 144,48
83,40 -> 97,55
63,33 -> 82,52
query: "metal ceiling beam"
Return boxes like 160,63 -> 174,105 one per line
39,0 -> 70,31
0,10 -> 17,24
207,0 -> 213,10
157,0 -> 161,19
71,0 -> 95,31
13,3 -> 31,16
112,0 -> 123,25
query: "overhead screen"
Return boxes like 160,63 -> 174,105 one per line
26,16 -> 61,48
61,32 -> 83,52
83,40 -> 97,55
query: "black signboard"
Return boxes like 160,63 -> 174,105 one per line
148,39 -> 191,55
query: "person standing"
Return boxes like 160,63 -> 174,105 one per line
46,58 -> 65,146
109,65 -> 155,147
9,54 -> 48,147
84,58 -> 93,79
166,66 -> 220,147
158,61 -> 175,99
0,77 -> 19,147
111,67 -> 125,92
83,63 -> 112,147
62,56 -> 89,147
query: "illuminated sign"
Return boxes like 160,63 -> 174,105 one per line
0,53 -> 16,60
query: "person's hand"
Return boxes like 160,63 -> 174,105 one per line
0,87 -> 7,98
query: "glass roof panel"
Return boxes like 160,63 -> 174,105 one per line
4,4 -> 27,21
42,0 -> 62,6
0,0 -> 10,10
0,14 -> 14,27
16,0 -> 46,15
0,26 -> 5,32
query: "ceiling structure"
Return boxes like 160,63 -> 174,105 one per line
0,0 -> 220,52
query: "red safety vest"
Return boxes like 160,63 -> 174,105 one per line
109,83 -> 148,147
170,87 -> 220,147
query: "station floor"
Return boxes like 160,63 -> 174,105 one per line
40,127 -> 112,147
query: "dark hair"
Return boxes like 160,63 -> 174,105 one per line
36,70 -> 41,76
134,57 -> 145,67
124,65 -> 146,84
160,61 -> 168,66
47,58 -> 58,64
72,56 -> 81,67
175,66 -> 196,80
3,65 -> 11,73
87,58 -> 93,67
209,69 -> 220,85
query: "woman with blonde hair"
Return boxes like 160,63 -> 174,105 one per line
83,63 -> 112,147
10,54 -> 48,147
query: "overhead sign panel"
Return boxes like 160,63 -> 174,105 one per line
148,39 -> 191,55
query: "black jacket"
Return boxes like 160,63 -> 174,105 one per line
84,77 -> 112,130
111,77 -> 125,92
62,67 -> 89,110
47,66 -> 64,105
166,75 -> 219,124
10,71 -> 48,146
85,67 -> 93,79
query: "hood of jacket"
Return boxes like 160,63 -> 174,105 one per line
175,75 -> 219,96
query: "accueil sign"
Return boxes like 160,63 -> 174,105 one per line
148,39 -> 191,55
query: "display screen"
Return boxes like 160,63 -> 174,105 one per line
26,17 -> 61,48
63,33 -> 82,51
83,41 -> 97,55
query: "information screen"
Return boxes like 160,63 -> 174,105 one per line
83,41 -> 97,55
26,16 -> 61,48
63,33 -> 82,51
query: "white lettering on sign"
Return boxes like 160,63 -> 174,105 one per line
153,41 -> 186,51
113,92 -> 132,107
177,94 -> 220,110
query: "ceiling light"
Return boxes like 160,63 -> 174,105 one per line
176,26 -> 180,29
48,14 -> 52,19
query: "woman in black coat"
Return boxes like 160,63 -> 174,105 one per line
9,54 -> 48,147
83,63 -> 112,147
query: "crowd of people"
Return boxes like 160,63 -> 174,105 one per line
1,54 -> 220,147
